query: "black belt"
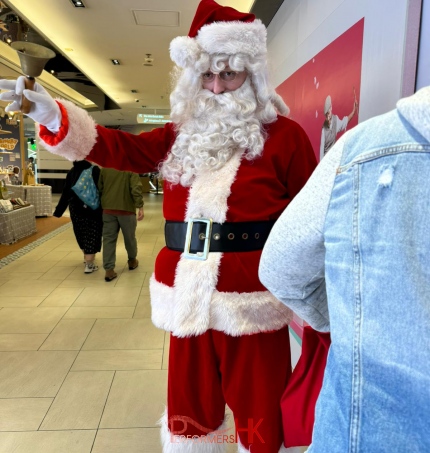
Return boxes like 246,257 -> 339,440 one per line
165,219 -> 275,256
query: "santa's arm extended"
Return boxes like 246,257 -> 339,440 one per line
0,77 -> 173,174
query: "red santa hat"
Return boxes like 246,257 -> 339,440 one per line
170,0 -> 267,68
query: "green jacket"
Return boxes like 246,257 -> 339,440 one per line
98,168 -> 143,213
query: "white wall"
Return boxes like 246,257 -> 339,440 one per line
417,0 -> 430,89
267,0 -> 419,123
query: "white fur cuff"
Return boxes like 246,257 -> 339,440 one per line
38,99 -> 97,162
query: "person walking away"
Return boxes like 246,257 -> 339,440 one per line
98,167 -> 144,282
53,160 -> 103,273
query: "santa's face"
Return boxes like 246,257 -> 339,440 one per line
201,67 -> 248,94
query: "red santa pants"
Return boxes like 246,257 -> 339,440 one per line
167,326 -> 292,452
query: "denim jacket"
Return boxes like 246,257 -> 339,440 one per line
259,86 -> 430,452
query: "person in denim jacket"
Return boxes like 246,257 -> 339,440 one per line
259,86 -> 430,452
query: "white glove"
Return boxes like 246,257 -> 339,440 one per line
0,76 -> 61,132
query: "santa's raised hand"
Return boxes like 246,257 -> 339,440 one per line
0,76 -> 61,132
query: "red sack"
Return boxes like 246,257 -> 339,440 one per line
281,326 -> 331,447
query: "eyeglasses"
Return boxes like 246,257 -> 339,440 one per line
201,70 -> 240,83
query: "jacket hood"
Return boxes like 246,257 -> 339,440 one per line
397,86 -> 430,143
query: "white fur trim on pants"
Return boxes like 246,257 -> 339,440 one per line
160,409 -> 228,452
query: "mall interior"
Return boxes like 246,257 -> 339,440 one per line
0,0 -> 428,452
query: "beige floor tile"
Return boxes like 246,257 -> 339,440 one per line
52,242 -> 83,252
0,398 -> 53,431
73,287 -> 140,307
13,250 -> 51,262
64,307 -> 134,319
0,279 -> 61,297
0,307 -> 68,334
152,244 -> 165,255
37,250 -> 71,262
1,261 -> 56,274
59,251 -> 85,262
58,279 -> 111,288
142,273 -> 152,287
92,428 -> 160,453
72,349 -> 163,371
134,260 -> 156,273
0,430 -> 96,453
82,319 -> 164,350
0,334 -> 47,351
0,273 -> 45,281
38,266 -> 76,281
116,262 -> 147,274
162,333 -> 170,370
40,371 -> 114,430
40,319 -> 96,350
65,266 -> 106,280
0,351 -> 77,397
137,234 -> 161,244
100,370 -> 167,428
114,272 -> 148,287
0,296 -> 45,307
140,286 -> 150,296
133,297 -> 151,319
39,287 -> 84,307
135,243 -> 155,254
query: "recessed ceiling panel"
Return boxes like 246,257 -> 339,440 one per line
132,10 -> 180,27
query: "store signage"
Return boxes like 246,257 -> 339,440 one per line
137,114 -> 171,124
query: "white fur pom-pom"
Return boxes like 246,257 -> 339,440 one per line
170,36 -> 201,68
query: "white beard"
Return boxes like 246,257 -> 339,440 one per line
160,78 -> 265,186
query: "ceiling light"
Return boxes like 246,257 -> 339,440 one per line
143,54 -> 154,66
70,0 -> 85,7
111,59 -> 120,65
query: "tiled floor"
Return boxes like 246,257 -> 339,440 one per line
0,193 -> 305,453
0,193 -> 187,453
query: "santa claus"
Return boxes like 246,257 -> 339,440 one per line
0,1 -> 317,451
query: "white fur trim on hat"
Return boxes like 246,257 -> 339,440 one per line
170,19 -> 267,68
197,19 -> 267,58
170,36 -> 202,68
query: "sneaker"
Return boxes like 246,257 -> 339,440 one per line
84,263 -> 99,274
128,258 -> 139,270
105,269 -> 117,282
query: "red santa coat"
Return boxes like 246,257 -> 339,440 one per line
40,100 -> 317,337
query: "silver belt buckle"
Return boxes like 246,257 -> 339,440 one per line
183,217 -> 213,261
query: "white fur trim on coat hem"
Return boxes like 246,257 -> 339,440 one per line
150,276 -> 292,337
38,99 -> 97,162
159,409 -> 228,452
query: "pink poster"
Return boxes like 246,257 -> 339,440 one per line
277,18 -> 364,163
279,19 -> 364,341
